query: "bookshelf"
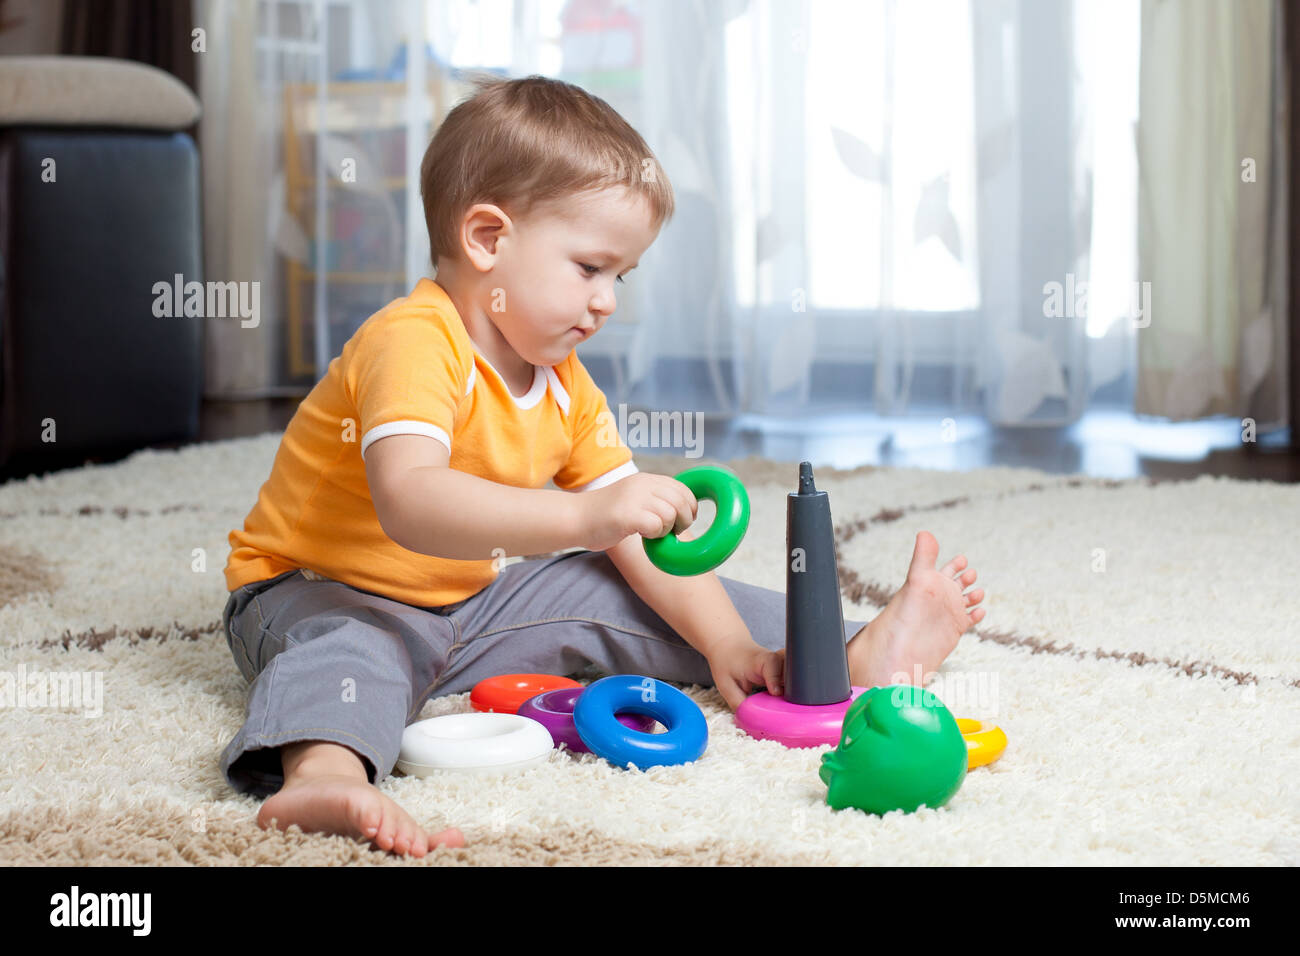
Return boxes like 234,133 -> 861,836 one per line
281,79 -> 448,378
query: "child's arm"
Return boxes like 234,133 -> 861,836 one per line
603,532 -> 783,710
550,469 -> 783,710
370,436 -> 581,559
384,466 -> 582,558
604,532 -> 752,658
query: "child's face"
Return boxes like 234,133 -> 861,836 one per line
488,186 -> 659,366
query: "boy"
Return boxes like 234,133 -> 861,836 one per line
221,74 -> 985,858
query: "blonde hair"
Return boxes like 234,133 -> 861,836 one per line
420,73 -> 674,269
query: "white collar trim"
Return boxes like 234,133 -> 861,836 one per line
543,366 -> 571,416
472,347 -> 551,411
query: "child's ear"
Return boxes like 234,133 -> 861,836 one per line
461,204 -> 511,270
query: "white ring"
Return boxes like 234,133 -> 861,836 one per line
396,713 -> 554,776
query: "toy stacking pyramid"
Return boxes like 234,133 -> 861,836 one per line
785,462 -> 853,705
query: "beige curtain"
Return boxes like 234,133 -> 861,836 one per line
197,0 -> 283,398
1136,0 -> 1286,426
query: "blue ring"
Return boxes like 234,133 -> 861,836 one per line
572,675 -> 708,770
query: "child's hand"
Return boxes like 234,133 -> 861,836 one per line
706,640 -> 785,712
574,473 -> 698,553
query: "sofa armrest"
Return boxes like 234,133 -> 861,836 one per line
0,55 -> 200,130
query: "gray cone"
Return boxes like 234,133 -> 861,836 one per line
785,461 -> 852,705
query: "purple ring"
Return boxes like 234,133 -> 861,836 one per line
518,687 -> 657,754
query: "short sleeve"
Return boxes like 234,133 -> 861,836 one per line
552,356 -> 638,492
347,310 -> 472,461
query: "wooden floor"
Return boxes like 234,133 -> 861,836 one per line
5,397 -> 1294,484
188,398 -> 1300,484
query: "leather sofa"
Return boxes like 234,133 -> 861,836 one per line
0,56 -> 203,480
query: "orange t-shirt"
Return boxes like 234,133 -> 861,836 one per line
224,278 -> 637,607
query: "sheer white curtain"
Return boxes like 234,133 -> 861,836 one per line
622,0 -> 1143,427
198,0 -> 1155,430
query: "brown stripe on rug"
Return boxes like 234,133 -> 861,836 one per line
36,621 -> 223,652
831,485 -> 1299,690
0,503 -> 211,520
839,474 -> 1164,528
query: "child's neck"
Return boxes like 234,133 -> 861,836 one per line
434,268 -> 536,396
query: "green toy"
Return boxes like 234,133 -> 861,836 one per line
642,465 -> 750,576
818,685 -> 968,815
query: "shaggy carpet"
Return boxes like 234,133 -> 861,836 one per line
0,435 -> 1297,866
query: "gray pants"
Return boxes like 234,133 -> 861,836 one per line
220,549 -> 868,796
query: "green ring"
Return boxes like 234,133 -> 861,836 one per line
642,466 -> 750,576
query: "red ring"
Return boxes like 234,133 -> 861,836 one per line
470,673 -> 584,715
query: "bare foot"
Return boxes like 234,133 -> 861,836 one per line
846,530 -> 985,688
256,742 -> 465,857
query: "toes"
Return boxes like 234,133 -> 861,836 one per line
971,607 -> 986,624
341,787 -> 384,842
431,827 -> 465,849
372,805 -> 398,851
940,554 -> 967,576
393,822 -> 415,855
958,568 -> 977,587
965,587 -> 984,605
399,822 -> 426,857
354,802 -> 382,841
908,531 -> 941,578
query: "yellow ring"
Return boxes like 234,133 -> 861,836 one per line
955,718 -> 1007,770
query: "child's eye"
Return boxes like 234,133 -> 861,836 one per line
580,263 -> 627,284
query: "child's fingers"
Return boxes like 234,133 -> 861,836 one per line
723,677 -> 748,712
660,492 -> 693,535
679,484 -> 698,520
761,652 -> 785,696
712,669 -> 740,711
658,481 -> 697,534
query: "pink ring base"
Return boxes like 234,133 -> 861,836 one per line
735,686 -> 868,749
